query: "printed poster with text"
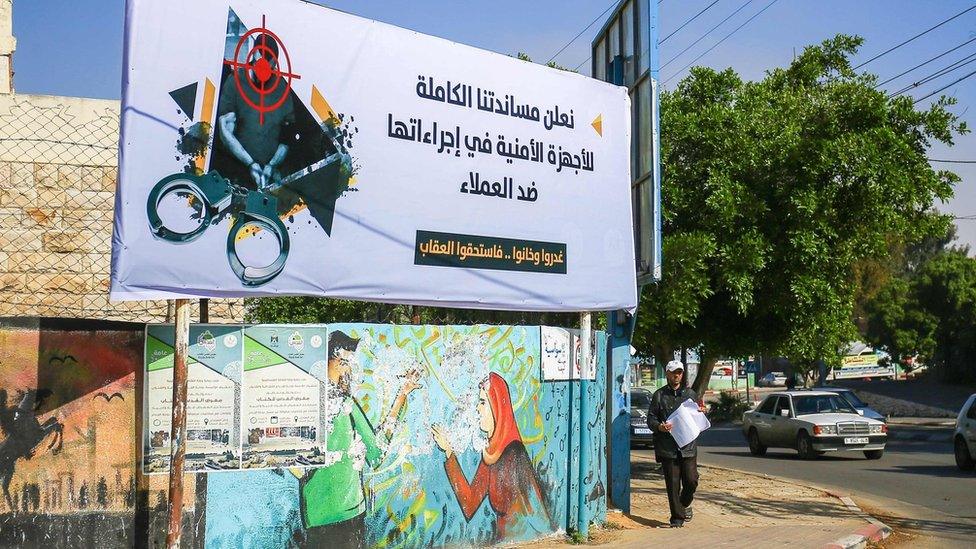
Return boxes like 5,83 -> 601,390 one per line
143,324 -> 243,474
112,0 -> 636,312
242,325 -> 328,469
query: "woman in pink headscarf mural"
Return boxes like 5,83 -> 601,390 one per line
431,373 -> 551,541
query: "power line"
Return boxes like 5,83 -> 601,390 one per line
913,66 -> 976,103
663,0 -> 780,85
546,0 -> 619,64
876,36 -> 976,88
929,158 -> 976,163
853,5 -> 976,70
661,0 -> 721,44
661,0 -> 753,70
889,52 -> 976,97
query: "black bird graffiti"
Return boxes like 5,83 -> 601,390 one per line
47,355 -> 77,366
92,392 -> 125,403
0,388 -> 64,512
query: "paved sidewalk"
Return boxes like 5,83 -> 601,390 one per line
524,453 -> 875,548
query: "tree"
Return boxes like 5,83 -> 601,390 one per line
913,251 -> 976,382
635,35 -> 967,394
96,476 -> 108,508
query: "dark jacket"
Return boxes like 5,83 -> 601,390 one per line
646,384 -> 699,461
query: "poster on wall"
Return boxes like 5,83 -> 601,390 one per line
572,331 -> 598,381
242,325 -> 329,469
541,326 -> 572,381
111,0 -> 636,312
143,324 -> 243,473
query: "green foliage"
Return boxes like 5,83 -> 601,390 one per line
245,296 -> 586,328
708,390 -> 750,423
516,51 -> 577,73
635,34 -> 967,391
867,250 -> 976,382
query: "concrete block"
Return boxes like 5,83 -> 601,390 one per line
21,207 -> 59,227
8,251 -> 89,273
0,186 -> 36,207
81,166 -> 103,190
37,187 -> 68,208
62,209 -> 111,231
0,273 -> 26,291
30,273 -> 94,294
65,188 -> 115,210
0,229 -> 43,251
34,163 -> 59,188
42,231 -> 96,253
57,164 -> 83,189
9,162 -> 31,187
101,168 -> 118,192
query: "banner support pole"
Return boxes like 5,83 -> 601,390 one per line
165,298 -> 191,548
577,311 -> 592,537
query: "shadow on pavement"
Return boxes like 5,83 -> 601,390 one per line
870,512 -> 976,540
866,464 -> 976,479
623,513 -> 668,528
630,458 -> 862,523
705,450 -> 867,462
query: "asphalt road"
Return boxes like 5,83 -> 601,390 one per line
634,424 -> 976,546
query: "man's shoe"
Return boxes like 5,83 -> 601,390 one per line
684,508 -> 693,522
669,520 -> 684,528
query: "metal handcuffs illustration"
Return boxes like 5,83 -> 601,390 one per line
146,171 -> 290,286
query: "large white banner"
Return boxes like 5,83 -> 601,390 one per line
111,0 -> 636,311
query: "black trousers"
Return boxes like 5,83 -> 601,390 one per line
660,455 -> 699,522
300,513 -> 366,549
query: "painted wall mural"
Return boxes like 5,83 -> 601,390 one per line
0,319 -> 607,549
0,318 -> 204,548
205,324 -> 607,549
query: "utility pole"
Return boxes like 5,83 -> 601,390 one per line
165,299 -> 190,548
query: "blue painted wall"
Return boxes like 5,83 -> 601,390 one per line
205,324 -> 608,548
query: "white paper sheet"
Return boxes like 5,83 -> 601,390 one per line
667,398 -> 711,448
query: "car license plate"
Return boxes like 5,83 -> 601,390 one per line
844,437 -> 869,445
634,428 -> 652,435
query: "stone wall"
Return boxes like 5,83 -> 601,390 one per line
0,1 -> 241,322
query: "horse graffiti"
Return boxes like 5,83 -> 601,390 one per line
0,388 -> 64,512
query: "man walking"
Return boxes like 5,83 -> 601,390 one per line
646,360 -> 706,527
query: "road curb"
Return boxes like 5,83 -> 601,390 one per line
819,493 -> 892,549
693,463 -> 893,549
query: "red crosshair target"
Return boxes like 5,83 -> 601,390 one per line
223,15 -> 301,125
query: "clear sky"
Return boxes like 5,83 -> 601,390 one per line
11,0 -> 976,249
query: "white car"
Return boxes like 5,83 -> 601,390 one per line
758,372 -> 788,387
742,391 -> 888,459
954,393 -> 976,471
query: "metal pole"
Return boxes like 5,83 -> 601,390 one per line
200,298 -> 209,323
166,299 -> 191,548
745,361 -> 750,403
577,311 -> 592,538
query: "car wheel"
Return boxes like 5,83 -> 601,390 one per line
955,436 -> 975,471
796,432 -> 817,460
863,449 -> 884,460
748,428 -> 767,456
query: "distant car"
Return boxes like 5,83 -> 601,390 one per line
629,388 -> 654,448
758,372 -> 788,387
815,386 -> 886,421
954,393 -> 976,471
742,391 -> 887,460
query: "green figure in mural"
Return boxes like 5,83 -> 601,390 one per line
299,331 -> 421,549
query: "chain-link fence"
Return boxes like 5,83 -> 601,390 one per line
0,93 -> 242,322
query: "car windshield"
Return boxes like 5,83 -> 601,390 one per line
631,391 -> 651,409
838,391 -> 866,407
792,395 -> 858,415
